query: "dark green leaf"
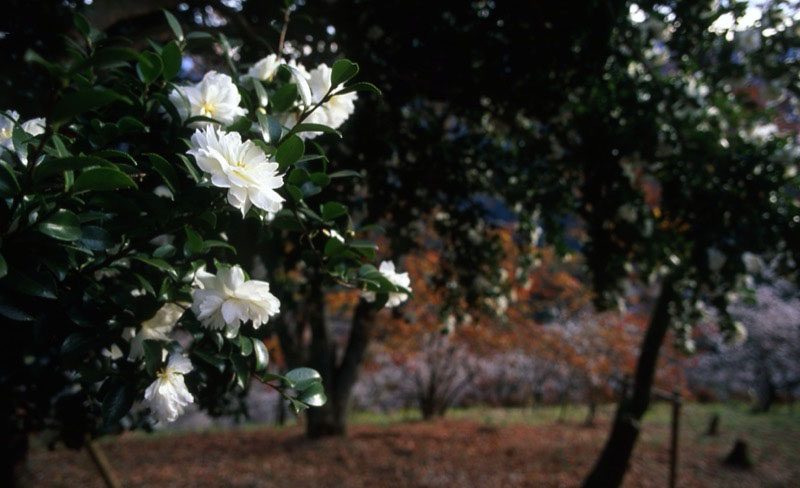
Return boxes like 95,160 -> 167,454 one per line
256,111 -> 282,144
0,162 -> 20,197
177,153 -> 201,182
328,170 -> 362,179
324,237 -> 346,257
288,397 -> 309,415
73,167 -> 137,192
136,51 -> 163,84
185,31 -> 214,43
34,156 -> 116,183
163,10 -> 184,41
298,382 -> 327,407
330,59 -> 359,87
321,201 -> 348,221
73,13 -> 90,37
275,135 -> 304,170
300,181 -> 321,198
143,340 -> 163,377
161,41 -> 182,80
252,78 -> 269,107
309,172 -> 330,187
52,88 -> 132,123
80,225 -> 112,251
61,332 -> 94,356
333,81 -> 382,96
0,254 -> 6,279
284,367 -> 322,391
287,167 -> 310,185
270,83 -> 298,112
202,240 -> 237,253
38,209 -> 82,241
253,339 -> 269,372
230,353 -> 249,389
193,349 -> 226,372
132,256 -> 178,280
153,244 -> 176,259
102,381 -> 135,427
146,153 -> 179,194
0,295 -> 33,321
239,335 -> 253,356
184,226 -> 203,256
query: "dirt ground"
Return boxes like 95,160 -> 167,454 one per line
26,412 -> 800,488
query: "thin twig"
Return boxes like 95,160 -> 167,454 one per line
277,7 -> 291,56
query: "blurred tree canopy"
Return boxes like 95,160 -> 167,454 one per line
3,0 -> 800,486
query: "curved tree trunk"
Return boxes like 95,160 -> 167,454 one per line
582,275 -> 677,488
303,290 -> 378,438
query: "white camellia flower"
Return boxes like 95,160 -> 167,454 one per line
241,54 -> 281,83
191,265 -> 280,336
188,125 -> 284,216
128,303 -> 185,360
241,56 -> 310,83
169,71 -> 247,127
143,353 -> 194,423
362,260 -> 411,308
308,63 -> 357,129
0,110 -> 21,150
1,111 -> 47,165
278,62 -> 357,139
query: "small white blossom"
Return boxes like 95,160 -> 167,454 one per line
169,71 -> 246,127
143,353 -> 194,423
0,110 -> 21,150
308,63 -> 357,129
191,265 -> 280,336
279,63 -> 358,139
129,303 -> 185,360
362,260 -> 411,308
241,54 -> 281,83
1,111 -> 47,165
188,126 -> 284,217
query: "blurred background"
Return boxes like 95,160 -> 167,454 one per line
3,0 -> 800,486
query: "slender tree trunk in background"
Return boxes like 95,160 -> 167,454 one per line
753,373 -> 776,413
582,275 -> 677,488
305,295 -> 378,438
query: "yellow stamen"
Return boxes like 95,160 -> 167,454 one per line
200,101 -> 216,116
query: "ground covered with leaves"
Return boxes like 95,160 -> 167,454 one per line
27,404 -> 800,487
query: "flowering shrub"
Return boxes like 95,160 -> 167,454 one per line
0,10 -> 409,446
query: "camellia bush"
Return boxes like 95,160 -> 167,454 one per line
0,9 -> 408,480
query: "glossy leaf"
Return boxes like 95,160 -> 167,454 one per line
38,209 -> 82,241
276,135 -> 304,170
73,167 -> 137,192
330,59 -> 359,87
163,10 -> 184,41
253,339 -> 269,372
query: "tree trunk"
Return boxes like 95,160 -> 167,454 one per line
753,375 -> 776,413
582,274 -> 677,488
305,298 -> 378,438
